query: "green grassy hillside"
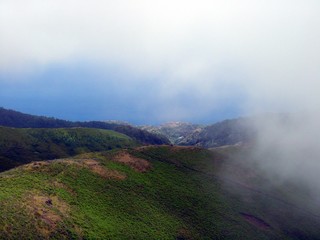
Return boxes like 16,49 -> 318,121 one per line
0,146 -> 318,239
0,127 -> 137,171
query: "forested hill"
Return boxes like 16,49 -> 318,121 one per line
0,107 -> 170,145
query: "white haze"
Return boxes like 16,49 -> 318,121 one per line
1,1 -> 320,195
1,0 -> 320,116
250,113 -> 320,191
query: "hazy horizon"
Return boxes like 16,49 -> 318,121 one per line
1,1 -> 319,124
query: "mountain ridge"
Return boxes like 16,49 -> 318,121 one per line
141,118 -> 254,148
140,122 -> 204,145
0,107 -> 170,145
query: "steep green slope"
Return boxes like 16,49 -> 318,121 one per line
0,127 -> 136,171
0,146 -> 317,239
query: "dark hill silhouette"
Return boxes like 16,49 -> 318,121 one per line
0,107 -> 170,145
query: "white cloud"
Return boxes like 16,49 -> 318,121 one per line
1,0 -> 320,117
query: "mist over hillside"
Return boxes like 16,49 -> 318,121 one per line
141,116 -> 255,147
1,0 -> 320,239
1,106 -> 320,238
141,112 -> 320,219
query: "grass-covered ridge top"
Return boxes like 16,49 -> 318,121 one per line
1,145 -> 318,239
0,126 -> 137,171
0,146 -> 240,239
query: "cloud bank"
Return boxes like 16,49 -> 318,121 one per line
0,0 -> 320,122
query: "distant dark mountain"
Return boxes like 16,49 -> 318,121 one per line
0,107 -> 170,145
141,118 -> 253,148
0,107 -> 74,128
177,118 -> 255,148
140,122 -> 204,144
180,114 -> 299,148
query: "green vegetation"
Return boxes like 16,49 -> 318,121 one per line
1,109 -> 318,239
0,126 -> 137,171
0,107 -> 170,145
0,142 -> 320,240
0,146 -> 242,239
1,145 -> 317,239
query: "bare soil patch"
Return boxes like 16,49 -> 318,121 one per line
82,159 -> 126,180
59,158 -> 126,180
23,161 -> 50,171
25,194 -> 70,237
24,159 -> 126,180
113,151 -> 151,172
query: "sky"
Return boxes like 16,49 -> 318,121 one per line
1,0 -> 320,124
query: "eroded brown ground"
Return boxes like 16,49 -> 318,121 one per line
24,194 -> 70,237
112,151 -> 151,172
24,159 -> 126,180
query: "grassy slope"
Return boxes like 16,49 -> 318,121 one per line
211,145 -> 320,240
0,127 -> 137,171
1,146 -> 316,239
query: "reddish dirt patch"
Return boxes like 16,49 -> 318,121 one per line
240,213 -> 271,230
23,161 -> 50,171
24,159 -> 126,180
113,152 -> 151,172
59,159 -> 126,180
82,159 -> 126,180
25,194 -> 70,237
52,180 -> 74,193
